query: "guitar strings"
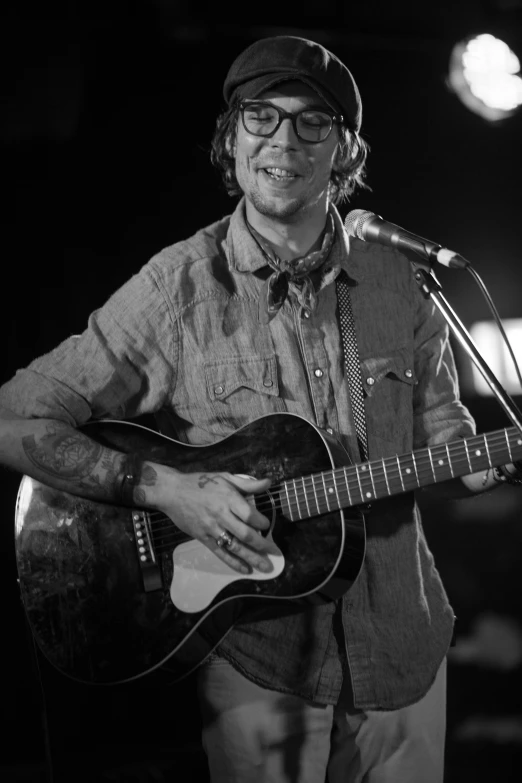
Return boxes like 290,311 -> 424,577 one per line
144,448 -> 450,541
139,458 -> 516,553
140,431 -> 518,554
143,430 -> 507,548
144,430 -> 516,521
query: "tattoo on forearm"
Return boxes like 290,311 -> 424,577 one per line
100,451 -> 125,493
22,422 -> 103,479
21,421 -> 124,500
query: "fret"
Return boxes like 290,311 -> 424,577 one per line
366,461 -> 378,498
483,433 -> 492,468
397,453 -> 418,490
292,478 -> 304,520
411,451 -> 420,486
396,454 -> 406,491
505,429 -> 513,463
353,463 -> 365,503
341,468 -> 354,508
445,443 -> 455,478
468,438 -> 489,473
357,463 -> 374,501
321,472 -> 332,512
303,475 -> 315,517
427,447 -> 436,481
332,469 -> 344,510
324,469 -> 342,511
384,456 -> 404,496
463,440 -> 473,472
298,477 -> 309,518
283,481 -> 292,519
430,445 -> 455,483
382,457 -> 391,495
312,474 -> 325,515
293,478 -> 311,519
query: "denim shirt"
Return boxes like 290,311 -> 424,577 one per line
0,199 -> 475,709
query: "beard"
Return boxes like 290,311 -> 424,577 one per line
235,153 -> 330,224
247,186 -> 309,223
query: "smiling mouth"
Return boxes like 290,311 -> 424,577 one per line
262,167 -> 299,181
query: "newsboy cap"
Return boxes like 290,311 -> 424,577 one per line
223,35 -> 362,132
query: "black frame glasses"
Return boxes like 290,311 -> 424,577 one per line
239,101 -> 344,144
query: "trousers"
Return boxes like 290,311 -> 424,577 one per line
196,655 -> 447,783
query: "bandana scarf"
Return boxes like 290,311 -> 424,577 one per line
247,213 -> 336,324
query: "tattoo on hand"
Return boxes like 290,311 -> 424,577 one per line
140,464 -> 158,486
198,473 -> 221,489
133,464 -> 158,505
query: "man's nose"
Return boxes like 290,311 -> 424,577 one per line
269,118 -> 299,148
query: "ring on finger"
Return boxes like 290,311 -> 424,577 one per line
216,530 -> 235,550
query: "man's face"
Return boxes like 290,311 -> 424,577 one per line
233,81 -> 340,225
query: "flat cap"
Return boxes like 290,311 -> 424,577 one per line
223,35 -> 362,132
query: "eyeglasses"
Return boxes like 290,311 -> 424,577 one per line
240,101 -> 344,144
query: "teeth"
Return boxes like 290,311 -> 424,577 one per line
265,168 -> 296,179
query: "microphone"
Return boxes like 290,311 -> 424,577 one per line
345,210 -> 469,269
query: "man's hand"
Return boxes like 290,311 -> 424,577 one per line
144,464 -> 277,575
0,409 -> 279,575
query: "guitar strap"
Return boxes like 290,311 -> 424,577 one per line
336,270 -> 369,462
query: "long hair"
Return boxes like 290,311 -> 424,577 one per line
210,101 -> 370,205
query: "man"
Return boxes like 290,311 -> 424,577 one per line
1,35 -> 521,783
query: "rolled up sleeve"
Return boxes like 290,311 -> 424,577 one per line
412,296 -> 475,448
0,264 -> 177,425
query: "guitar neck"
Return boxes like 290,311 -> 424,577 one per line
279,427 -> 522,521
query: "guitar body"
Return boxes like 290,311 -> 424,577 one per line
15,413 -> 366,686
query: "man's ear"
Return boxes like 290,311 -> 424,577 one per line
332,132 -> 351,173
332,143 -> 342,173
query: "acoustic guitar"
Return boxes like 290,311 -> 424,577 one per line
15,412 -> 522,685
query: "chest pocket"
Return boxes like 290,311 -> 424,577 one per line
360,348 -> 416,446
360,349 -> 416,396
204,355 -> 286,430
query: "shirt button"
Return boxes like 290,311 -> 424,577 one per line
366,377 -> 375,386
314,369 -> 324,378
303,311 -> 310,319
263,379 -> 273,387
214,385 -> 225,395
326,427 -> 334,435
404,369 -> 413,378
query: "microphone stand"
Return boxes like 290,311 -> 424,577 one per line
411,266 -> 522,434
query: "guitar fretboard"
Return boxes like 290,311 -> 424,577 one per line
279,427 -> 522,521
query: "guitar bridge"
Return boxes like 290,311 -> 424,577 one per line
132,510 -> 163,592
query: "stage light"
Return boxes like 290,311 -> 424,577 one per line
468,318 -> 522,396
448,33 -> 522,121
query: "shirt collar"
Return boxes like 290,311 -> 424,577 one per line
225,196 -> 367,284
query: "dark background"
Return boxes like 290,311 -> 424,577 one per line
1,1 -> 522,781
